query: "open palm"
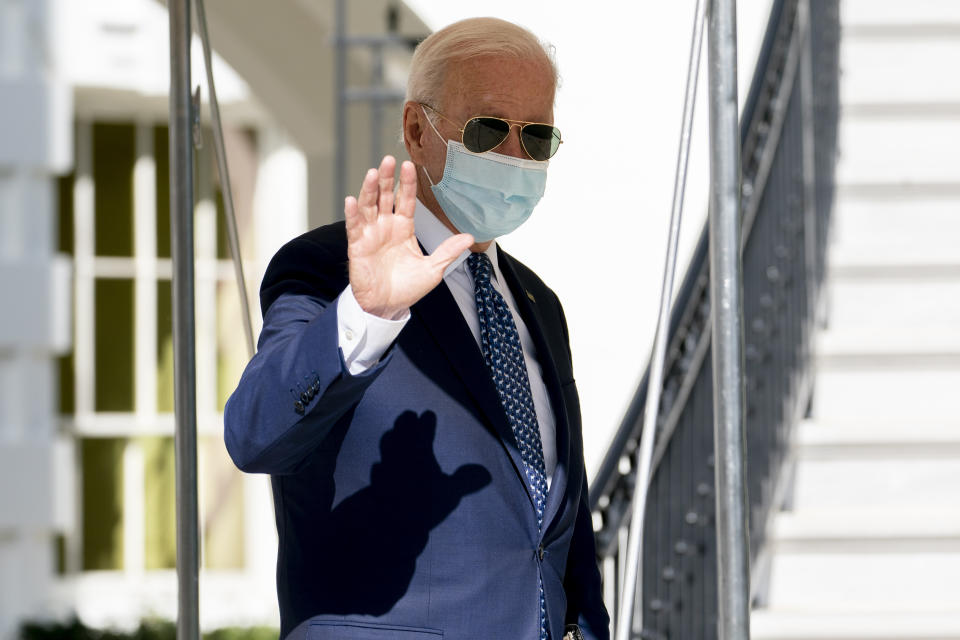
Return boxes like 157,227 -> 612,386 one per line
345,156 -> 473,320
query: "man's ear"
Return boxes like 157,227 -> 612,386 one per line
402,101 -> 427,163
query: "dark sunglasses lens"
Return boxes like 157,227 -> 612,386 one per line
463,117 -> 510,153
521,124 -> 562,161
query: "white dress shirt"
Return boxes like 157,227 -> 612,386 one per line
336,199 -> 557,482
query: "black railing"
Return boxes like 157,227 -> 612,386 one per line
589,1 -> 840,637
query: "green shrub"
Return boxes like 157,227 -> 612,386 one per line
19,618 -> 276,640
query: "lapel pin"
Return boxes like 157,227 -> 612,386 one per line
526,291 -> 536,303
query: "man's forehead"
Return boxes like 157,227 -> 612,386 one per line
442,55 -> 555,119
446,54 -> 552,84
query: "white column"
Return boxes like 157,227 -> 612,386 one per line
122,442 -> 145,574
74,122 -> 95,421
69,123 -> 93,581
195,198 -> 217,424
0,0 -> 72,635
252,126 -> 308,278
194,149 -> 217,571
242,474 -> 278,600
134,124 -> 158,424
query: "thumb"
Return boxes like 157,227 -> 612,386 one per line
429,463 -> 493,524
428,233 -> 474,271
449,463 -> 493,496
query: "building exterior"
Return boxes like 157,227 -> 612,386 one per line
1,0 -> 74,635
0,0 -> 426,635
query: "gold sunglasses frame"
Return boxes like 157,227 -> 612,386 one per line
421,103 -> 563,161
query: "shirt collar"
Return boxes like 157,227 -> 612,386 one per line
414,199 -> 501,280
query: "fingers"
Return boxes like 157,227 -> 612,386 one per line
394,160 -> 418,220
344,195 -> 359,235
356,156 -> 402,225
377,155 -> 396,216
356,167 -> 380,223
429,233 -> 474,272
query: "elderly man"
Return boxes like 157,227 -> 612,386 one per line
225,16 -> 609,640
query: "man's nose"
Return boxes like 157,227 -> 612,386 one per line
498,125 -> 528,159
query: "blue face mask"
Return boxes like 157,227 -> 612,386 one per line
421,108 -> 549,243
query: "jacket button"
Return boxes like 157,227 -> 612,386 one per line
300,391 -> 310,403
294,401 -> 304,414
538,544 -> 545,561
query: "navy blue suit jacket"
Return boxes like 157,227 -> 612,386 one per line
225,222 -> 609,640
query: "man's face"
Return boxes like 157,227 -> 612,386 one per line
425,53 -> 556,176
404,52 -> 556,245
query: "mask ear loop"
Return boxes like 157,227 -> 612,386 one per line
419,105 -> 447,186
421,105 -> 449,148
420,164 -> 437,187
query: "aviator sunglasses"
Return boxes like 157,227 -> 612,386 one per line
421,103 -> 563,161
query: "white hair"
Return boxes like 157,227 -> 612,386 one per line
405,17 -> 559,108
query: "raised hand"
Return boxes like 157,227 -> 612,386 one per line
345,156 -> 474,320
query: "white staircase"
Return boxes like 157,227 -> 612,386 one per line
751,0 -> 960,637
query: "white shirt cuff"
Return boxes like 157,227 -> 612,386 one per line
337,284 -> 409,375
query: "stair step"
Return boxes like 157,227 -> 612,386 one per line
770,509 -> 960,551
843,102 -> 960,119
765,552 -> 960,611
841,39 -> 960,104
795,420 -> 960,458
816,329 -> 960,368
813,367 -> 960,420
752,610 -> 960,640
830,197 -> 960,264
837,118 -> 960,185
828,251 -> 960,280
843,0 -> 960,27
824,278 -> 960,331
792,455 -> 960,510
837,182 -> 960,200
844,24 -> 960,38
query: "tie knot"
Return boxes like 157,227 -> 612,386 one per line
467,251 -> 493,286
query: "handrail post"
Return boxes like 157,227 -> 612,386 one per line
707,1 -> 752,639
168,0 -> 200,638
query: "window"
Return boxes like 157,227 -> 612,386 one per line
60,120 -> 257,575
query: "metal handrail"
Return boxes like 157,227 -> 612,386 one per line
590,0 -> 794,516
590,0 -> 841,636
615,1 -> 708,636
195,0 -> 256,360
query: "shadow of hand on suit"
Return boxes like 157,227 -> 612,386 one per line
311,410 -> 492,616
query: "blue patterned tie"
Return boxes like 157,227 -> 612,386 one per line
467,252 -> 549,640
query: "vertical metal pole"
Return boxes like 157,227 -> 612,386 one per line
335,0 -> 347,218
168,1 -> 200,638
614,1 -> 708,638
371,42 -> 384,169
707,1 -> 751,639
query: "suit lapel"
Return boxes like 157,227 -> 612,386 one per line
497,249 -> 572,534
410,279 -> 535,508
